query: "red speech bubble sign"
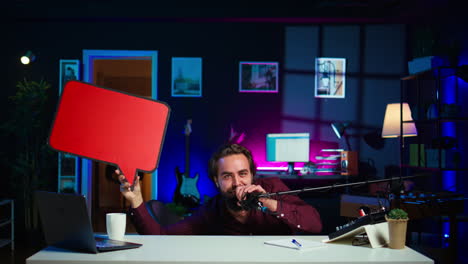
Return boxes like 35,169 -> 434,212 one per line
48,81 -> 170,185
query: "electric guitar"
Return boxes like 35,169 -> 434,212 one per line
174,119 -> 200,208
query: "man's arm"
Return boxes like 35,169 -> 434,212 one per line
118,170 -> 143,208
129,203 -> 164,234
118,170 -> 164,234
118,170 -> 210,235
259,177 -> 323,234
129,202 -> 212,235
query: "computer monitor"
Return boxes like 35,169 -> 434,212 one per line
266,133 -> 310,174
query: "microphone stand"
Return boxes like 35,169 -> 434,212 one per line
240,173 -> 430,210
257,174 -> 429,199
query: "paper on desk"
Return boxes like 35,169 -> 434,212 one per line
264,238 -> 326,250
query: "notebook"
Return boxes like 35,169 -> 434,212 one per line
35,191 -> 142,253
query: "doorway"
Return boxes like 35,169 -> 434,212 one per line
82,50 -> 158,232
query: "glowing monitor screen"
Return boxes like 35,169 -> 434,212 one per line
266,133 -> 310,162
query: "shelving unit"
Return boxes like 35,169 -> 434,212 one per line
400,66 -> 467,187
399,66 -> 466,261
0,199 -> 14,251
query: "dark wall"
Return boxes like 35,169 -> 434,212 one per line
6,18 -> 438,207
4,19 -> 411,202
282,24 -> 406,181
4,20 -> 286,202
5,19 -> 410,204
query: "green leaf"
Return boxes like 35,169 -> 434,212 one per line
387,208 -> 408,220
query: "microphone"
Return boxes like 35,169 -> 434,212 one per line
239,192 -> 263,210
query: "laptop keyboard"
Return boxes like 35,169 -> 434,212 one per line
95,237 -> 126,249
94,236 -> 142,251
96,240 -> 117,248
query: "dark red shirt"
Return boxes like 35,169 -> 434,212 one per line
129,177 -> 322,235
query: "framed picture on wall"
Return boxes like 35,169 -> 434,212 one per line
171,57 -> 202,97
239,62 -> 278,93
59,59 -> 80,93
315,58 -> 346,98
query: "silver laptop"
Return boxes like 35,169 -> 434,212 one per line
35,191 -> 142,253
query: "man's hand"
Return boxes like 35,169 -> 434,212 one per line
117,169 -> 144,208
235,184 -> 277,212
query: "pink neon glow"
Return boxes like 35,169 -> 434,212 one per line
257,166 -> 304,171
250,140 -> 340,175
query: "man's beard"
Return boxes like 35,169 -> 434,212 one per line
221,189 -> 244,212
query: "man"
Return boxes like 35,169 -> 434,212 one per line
119,144 -> 322,235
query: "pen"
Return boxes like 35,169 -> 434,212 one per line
291,239 -> 302,248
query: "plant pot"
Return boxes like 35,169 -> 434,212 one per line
386,216 -> 409,249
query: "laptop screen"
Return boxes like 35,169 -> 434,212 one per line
35,191 -> 100,253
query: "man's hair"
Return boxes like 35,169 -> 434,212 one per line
208,144 -> 257,183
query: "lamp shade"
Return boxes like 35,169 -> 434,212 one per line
382,103 -> 417,138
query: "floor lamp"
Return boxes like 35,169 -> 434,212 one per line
381,103 -> 418,196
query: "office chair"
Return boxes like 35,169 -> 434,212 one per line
146,200 -> 183,227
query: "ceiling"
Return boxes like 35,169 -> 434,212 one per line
5,0 -> 463,24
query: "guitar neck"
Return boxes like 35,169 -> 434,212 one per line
185,134 -> 190,175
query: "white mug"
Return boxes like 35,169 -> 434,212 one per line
106,213 -> 126,241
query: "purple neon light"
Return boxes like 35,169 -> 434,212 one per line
257,166 -> 305,171
250,139 -> 339,175
440,66 -> 458,238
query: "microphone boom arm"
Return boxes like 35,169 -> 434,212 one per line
257,174 -> 426,199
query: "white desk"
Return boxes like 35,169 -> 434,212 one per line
26,235 -> 433,264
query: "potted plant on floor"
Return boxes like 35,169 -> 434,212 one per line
2,78 -> 56,235
386,208 -> 409,249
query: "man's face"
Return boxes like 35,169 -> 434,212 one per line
216,154 -> 253,207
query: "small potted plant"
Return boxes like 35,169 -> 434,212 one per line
385,208 -> 409,249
